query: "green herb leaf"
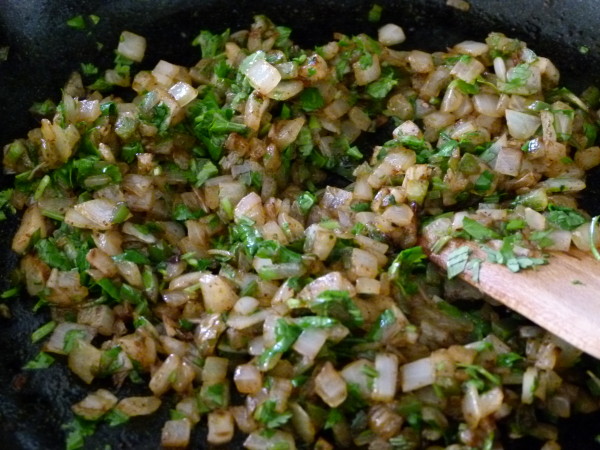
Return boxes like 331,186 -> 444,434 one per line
205,383 -> 226,407
29,99 -> 57,116
63,329 -> 86,354
258,319 -> 302,370
446,246 -> 471,279
34,239 -> 71,271
113,249 -> 151,265
254,399 -> 293,429
297,191 -> 317,215
63,416 -> 97,450
499,63 -> 532,93
311,290 -> 364,327
80,63 -> 99,76
121,141 -> 143,164
497,352 -> 524,368
99,346 -> 124,376
474,170 -> 494,192
366,67 -> 397,99
23,351 -> 55,369
458,363 -> 501,390
299,87 -> 325,112
366,309 -> 396,341
31,321 -> 57,343
324,408 -> 344,429
192,29 -> 230,58
104,409 -> 130,427
450,79 -> 480,95
547,205 -> 586,231
67,15 -> 86,30
462,217 -> 500,241
388,246 -> 427,296
368,4 -> 383,22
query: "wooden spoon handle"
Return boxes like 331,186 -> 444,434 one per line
423,239 -> 600,359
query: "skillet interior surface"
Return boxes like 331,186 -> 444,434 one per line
1,0 -> 600,448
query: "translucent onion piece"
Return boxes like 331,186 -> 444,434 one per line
161,418 -> 192,448
72,389 -> 118,421
378,23 -> 406,46
12,204 -> 47,254
116,396 -> 162,416
400,356 -> 435,392
117,31 -> 147,62
244,430 -> 297,450
168,81 -> 198,106
372,353 -> 399,402
207,410 -> 234,445
505,109 -> 541,140
314,361 -> 347,407
245,58 -> 282,95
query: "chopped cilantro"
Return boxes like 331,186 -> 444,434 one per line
172,203 -> 206,221
80,63 -> 99,76
254,400 -> 293,429
368,4 -> 383,22
113,249 -> 151,265
63,416 -> 96,450
324,409 -> 344,430
547,205 -> 586,231
297,191 -> 317,215
497,352 -> 524,368
299,87 -> 325,112
258,319 -> 302,370
474,170 -> 494,192
29,99 -> 57,116
0,189 -> 15,219
446,245 -> 471,279
120,141 -> 143,164
31,321 -> 57,343
311,290 -> 364,327
0,287 -> 20,299
366,67 -> 397,99
462,217 -> 500,241
351,202 -> 371,212
500,64 -> 532,93
192,29 -> 230,58
104,409 -> 130,427
63,330 -> 86,354
530,230 -> 554,249
457,363 -> 501,390
204,383 -> 227,407
66,15 -> 86,30
23,351 -> 55,369
505,219 -> 526,232
388,246 -> 427,296
450,79 -> 479,95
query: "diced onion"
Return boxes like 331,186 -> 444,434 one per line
72,389 -> 118,421
400,357 -> 434,392
116,396 -> 162,417
168,81 -> 198,106
378,24 -> 406,46
245,58 -> 282,95
207,410 -> 234,445
117,31 -> 147,62
505,109 -> 541,140
372,353 -> 399,402
161,418 -> 191,448
314,362 -> 347,407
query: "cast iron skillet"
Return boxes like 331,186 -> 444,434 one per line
1,1 -> 600,448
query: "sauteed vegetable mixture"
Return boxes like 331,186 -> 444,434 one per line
3,15 -> 600,449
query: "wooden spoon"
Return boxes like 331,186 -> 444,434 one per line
421,237 -> 600,359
